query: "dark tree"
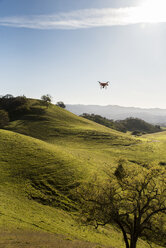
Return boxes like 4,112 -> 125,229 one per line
41,94 -> 52,108
0,110 -> 9,128
1,94 -> 14,99
0,95 -> 29,120
77,165 -> 166,248
0,94 -> 14,112
56,101 -> 66,109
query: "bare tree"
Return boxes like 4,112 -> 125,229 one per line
77,165 -> 166,248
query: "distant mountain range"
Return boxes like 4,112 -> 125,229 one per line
66,104 -> 166,125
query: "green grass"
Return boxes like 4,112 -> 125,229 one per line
8,100 -> 166,167
0,99 -> 165,247
0,129 -> 128,248
7,99 -> 136,144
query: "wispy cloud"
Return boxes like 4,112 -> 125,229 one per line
0,6 -> 166,30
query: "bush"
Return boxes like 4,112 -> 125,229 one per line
56,101 -> 66,108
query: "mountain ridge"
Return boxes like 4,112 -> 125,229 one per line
66,104 -> 166,124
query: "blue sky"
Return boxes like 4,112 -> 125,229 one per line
0,0 -> 166,108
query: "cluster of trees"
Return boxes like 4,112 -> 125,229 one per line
0,94 -> 66,129
77,161 -> 166,248
0,94 -> 30,127
80,114 -> 161,135
117,117 -> 161,135
80,113 -> 116,129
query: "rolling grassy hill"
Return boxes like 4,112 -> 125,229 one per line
7,99 -> 166,167
0,129 -> 121,247
0,99 -> 165,247
7,99 -> 135,144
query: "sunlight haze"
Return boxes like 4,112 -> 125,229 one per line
0,0 -> 166,108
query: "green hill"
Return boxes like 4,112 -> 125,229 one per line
0,98 -> 165,248
80,113 -> 161,134
0,129 -> 122,247
6,99 -> 134,143
6,99 -> 166,167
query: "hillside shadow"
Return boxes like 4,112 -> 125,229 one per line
20,108 -> 48,121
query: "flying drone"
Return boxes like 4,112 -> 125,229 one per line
98,81 -> 110,89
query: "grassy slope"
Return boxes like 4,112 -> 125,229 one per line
0,100 -> 165,247
0,130 -> 117,246
7,99 -> 135,144
7,100 -> 166,166
0,129 -> 133,248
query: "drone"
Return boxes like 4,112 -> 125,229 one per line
98,81 -> 110,89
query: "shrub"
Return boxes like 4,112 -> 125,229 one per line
56,101 -> 66,109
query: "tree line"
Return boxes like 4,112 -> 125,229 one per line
80,113 -> 161,135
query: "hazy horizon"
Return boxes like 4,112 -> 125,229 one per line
66,103 -> 166,110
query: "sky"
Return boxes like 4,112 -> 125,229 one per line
0,0 -> 166,108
